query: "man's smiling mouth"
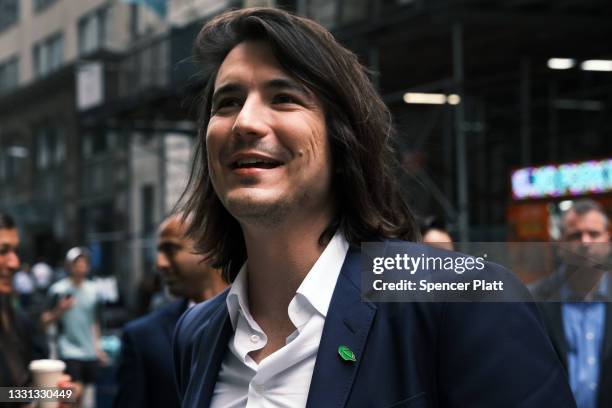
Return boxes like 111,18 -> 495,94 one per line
227,152 -> 286,171
232,157 -> 283,169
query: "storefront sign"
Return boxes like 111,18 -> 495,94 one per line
512,158 -> 612,200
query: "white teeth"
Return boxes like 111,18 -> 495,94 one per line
236,158 -> 277,166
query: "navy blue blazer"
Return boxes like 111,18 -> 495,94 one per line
174,243 -> 576,408
114,298 -> 188,408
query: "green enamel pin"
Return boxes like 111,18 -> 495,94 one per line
338,345 -> 357,362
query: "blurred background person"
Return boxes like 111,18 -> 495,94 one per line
0,210 -> 48,389
41,247 -> 108,408
134,269 -> 167,317
12,262 -> 34,309
113,214 -> 227,408
32,258 -> 54,293
535,199 -> 611,408
0,211 -> 82,407
420,216 -> 454,251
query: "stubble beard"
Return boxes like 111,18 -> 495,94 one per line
224,190 -> 311,229
225,196 -> 290,228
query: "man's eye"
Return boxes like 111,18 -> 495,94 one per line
0,247 -> 15,256
273,94 -> 298,104
212,97 -> 241,113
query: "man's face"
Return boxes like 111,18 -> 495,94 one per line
561,209 -> 610,266
0,228 -> 20,295
157,217 -> 211,299
70,257 -> 90,280
206,41 -> 333,226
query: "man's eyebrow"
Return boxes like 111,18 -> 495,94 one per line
158,241 -> 181,250
212,83 -> 243,103
212,78 -> 310,102
264,78 -> 309,95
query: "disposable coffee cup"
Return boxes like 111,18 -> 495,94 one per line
29,359 -> 66,408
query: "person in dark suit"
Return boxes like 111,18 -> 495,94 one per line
0,211 -> 48,389
173,8 -> 576,407
113,215 -> 227,408
0,211 -> 80,408
533,199 -> 611,408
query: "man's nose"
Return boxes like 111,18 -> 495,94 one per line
157,252 -> 170,270
232,96 -> 269,139
7,251 -> 19,271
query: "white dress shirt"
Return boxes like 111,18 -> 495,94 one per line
210,231 -> 350,408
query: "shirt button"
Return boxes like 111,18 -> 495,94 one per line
250,334 -> 260,343
586,332 -> 595,341
254,384 -> 265,393
588,357 -> 596,365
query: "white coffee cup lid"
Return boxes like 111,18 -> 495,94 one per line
29,359 -> 66,372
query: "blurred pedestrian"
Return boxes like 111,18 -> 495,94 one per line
41,247 -> 108,408
0,211 -> 80,408
12,263 -> 34,308
31,259 -> 53,292
113,214 -> 227,408
535,199 -> 612,408
134,270 -> 167,317
0,211 -> 48,389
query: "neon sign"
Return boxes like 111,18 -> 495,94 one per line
512,158 -> 612,200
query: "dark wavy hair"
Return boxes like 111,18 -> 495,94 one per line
181,7 -> 418,282
0,211 -> 15,230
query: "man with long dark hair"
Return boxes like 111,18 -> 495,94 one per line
174,8 -> 575,407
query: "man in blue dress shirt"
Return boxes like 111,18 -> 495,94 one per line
536,199 -> 611,408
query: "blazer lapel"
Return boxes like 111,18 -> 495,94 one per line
542,302 -> 569,368
600,302 -> 612,364
188,302 -> 233,407
306,246 -> 377,408
162,299 -> 189,343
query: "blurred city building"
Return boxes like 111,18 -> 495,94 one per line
1,0 -> 611,310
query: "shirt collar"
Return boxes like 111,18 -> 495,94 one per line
294,230 -> 349,318
225,230 -> 350,329
226,262 -> 250,329
560,270 -> 610,302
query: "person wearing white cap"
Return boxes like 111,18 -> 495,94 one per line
42,246 -> 108,408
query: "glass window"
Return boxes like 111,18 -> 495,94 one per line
37,129 -> 49,169
33,32 -> 64,78
130,4 -> 140,39
78,7 -> 109,56
0,0 -> 18,33
92,131 -> 108,154
55,128 -> 65,163
2,142 -> 28,183
339,0 -> 370,24
36,126 -> 65,169
0,56 -> 19,94
34,0 -> 58,12
0,152 -> 4,181
307,0 -> 338,28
